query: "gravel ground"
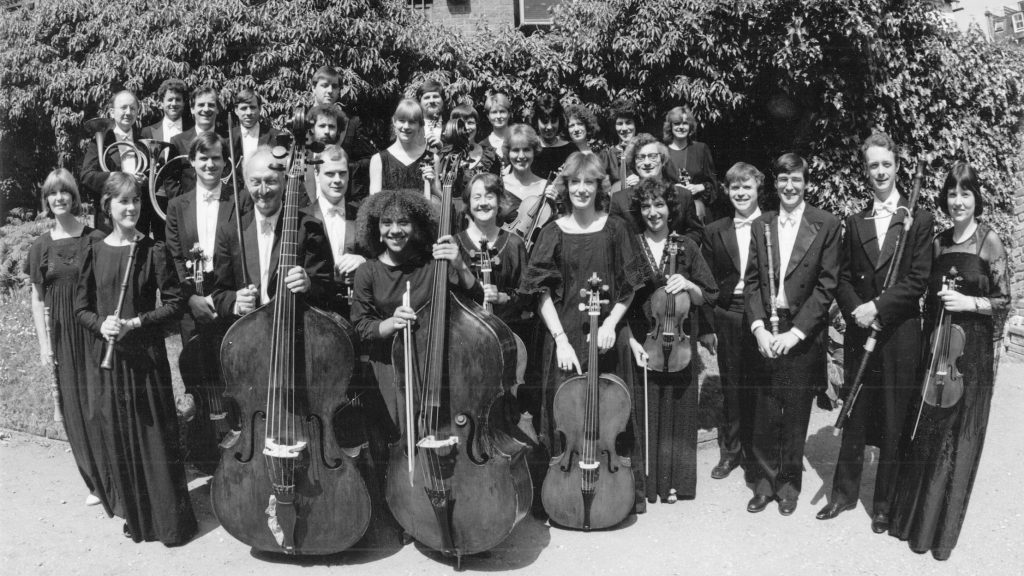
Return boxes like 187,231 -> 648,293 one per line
2,361 -> 1021,576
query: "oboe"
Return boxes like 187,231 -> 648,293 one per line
100,239 -> 139,370
43,305 -> 62,423
763,222 -> 780,336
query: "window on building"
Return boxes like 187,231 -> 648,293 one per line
407,0 -> 434,8
1012,12 -> 1024,33
517,0 -> 557,27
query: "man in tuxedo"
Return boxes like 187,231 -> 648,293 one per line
310,65 -> 375,220
211,146 -> 332,319
230,87 -> 282,168
140,78 -> 189,146
700,162 -> 764,482
299,144 -> 367,320
743,153 -> 841,516
816,132 -> 933,533
164,132 -> 252,471
167,84 -> 221,201
608,136 -> 703,246
81,90 -> 153,234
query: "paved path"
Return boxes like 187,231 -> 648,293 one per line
2,362 -> 1021,576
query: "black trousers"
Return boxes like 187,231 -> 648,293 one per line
713,300 -> 758,471
830,319 -> 921,514
750,310 -> 823,500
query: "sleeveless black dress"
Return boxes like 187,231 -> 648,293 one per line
889,225 -> 1010,560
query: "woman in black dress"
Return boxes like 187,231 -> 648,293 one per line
479,91 -> 512,172
663,106 -> 719,221
530,93 -> 575,179
599,98 -> 639,189
518,151 -> 648,510
624,177 -> 717,504
369,99 -> 431,194
75,172 -> 197,545
26,168 -> 105,506
889,162 -> 1010,560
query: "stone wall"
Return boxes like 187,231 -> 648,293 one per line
1004,181 -> 1024,361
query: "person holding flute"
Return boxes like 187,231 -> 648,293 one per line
743,153 -> 841,516
75,172 -> 197,546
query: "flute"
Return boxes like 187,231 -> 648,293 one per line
100,239 -> 139,370
763,222 -> 780,336
43,305 -> 62,423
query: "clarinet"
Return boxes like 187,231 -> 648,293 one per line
763,222 -> 780,336
100,239 -> 139,370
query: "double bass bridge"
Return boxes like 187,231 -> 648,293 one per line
263,438 -> 308,458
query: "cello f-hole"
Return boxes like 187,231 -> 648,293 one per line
308,414 -> 344,470
235,410 -> 265,464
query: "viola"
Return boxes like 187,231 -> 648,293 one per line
211,106 -> 371,555
912,267 -> 966,437
541,273 -> 635,531
178,244 -> 238,462
643,233 -> 692,373
388,148 -> 531,567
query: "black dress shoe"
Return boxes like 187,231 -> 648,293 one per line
871,512 -> 890,534
816,501 -> 855,520
778,499 -> 798,516
747,494 -> 772,513
711,458 -> 740,480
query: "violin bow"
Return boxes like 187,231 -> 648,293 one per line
643,363 -> 650,477
225,91 -> 251,287
402,281 -> 416,486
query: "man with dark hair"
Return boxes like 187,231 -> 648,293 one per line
417,78 -> 446,151
141,78 -> 190,146
163,131 -> 252,472
167,84 -> 222,200
743,153 -> 841,516
230,87 -> 282,166
816,133 -> 934,534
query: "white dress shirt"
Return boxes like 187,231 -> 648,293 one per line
195,183 -> 221,272
112,127 -> 138,174
871,190 -> 899,250
732,208 -> 761,295
255,210 -> 280,305
317,192 -> 347,262
241,125 -> 260,161
775,201 -> 806,310
162,117 -> 183,142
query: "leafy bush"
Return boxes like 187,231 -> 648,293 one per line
0,217 -> 53,295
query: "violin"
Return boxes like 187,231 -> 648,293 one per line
542,273 -> 635,531
178,244 -> 238,466
643,233 -> 692,373
388,148 -> 531,567
502,166 -> 560,253
211,106 -> 371,555
677,168 -> 706,222
912,267 -> 966,437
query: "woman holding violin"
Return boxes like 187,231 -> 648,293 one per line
74,173 -> 197,546
889,162 -> 1010,561
519,152 -> 648,518
625,177 -> 717,506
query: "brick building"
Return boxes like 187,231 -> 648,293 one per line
985,2 -> 1024,45
406,0 -> 558,34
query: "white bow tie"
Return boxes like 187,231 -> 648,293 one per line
260,220 -> 274,235
734,215 -> 757,229
780,214 -> 798,228
325,205 -> 344,219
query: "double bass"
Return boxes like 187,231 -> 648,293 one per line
388,148 -> 532,567
542,273 -> 635,531
211,106 -> 371,554
643,233 -> 692,373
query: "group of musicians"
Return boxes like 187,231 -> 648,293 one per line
26,66 -> 1010,562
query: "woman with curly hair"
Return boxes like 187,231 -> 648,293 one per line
518,151 -> 649,514
350,189 -> 482,434
599,98 -> 640,188
624,177 -> 717,505
564,104 -> 599,155
663,106 -> 719,222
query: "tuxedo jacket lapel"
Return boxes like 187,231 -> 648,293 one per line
769,215 -> 781,282
722,225 -> 741,275
243,219 -> 261,292
854,209 -> 880,267
785,213 -> 820,278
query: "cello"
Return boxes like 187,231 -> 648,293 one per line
211,106 -> 371,555
178,243 -> 238,461
911,266 -> 966,438
643,233 -> 692,373
388,148 -> 532,567
542,273 -> 635,531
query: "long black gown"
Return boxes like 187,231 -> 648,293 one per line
518,215 -> 648,509
627,233 -> 718,502
25,228 -> 106,495
889,224 -> 1010,560
75,236 -> 197,545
